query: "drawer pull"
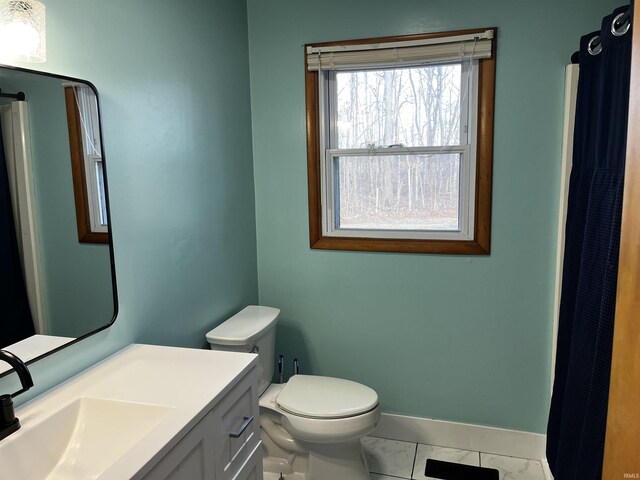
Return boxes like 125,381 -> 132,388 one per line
229,415 -> 254,438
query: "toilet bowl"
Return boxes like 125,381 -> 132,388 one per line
206,306 -> 380,480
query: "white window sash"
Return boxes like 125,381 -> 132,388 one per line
73,85 -> 107,233
326,146 -> 467,156
322,146 -> 473,241
318,54 -> 480,242
327,60 -> 473,149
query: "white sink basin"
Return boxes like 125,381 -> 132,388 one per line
0,397 -> 172,479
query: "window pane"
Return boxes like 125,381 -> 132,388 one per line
335,64 -> 463,149
334,154 -> 460,231
96,160 -> 108,226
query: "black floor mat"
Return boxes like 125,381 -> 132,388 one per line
425,459 -> 500,480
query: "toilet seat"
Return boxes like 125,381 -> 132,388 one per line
260,382 -> 381,444
276,375 -> 378,419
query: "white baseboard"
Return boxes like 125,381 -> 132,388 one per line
542,458 -> 554,479
371,412 -> 547,460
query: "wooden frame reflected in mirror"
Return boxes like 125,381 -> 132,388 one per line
65,86 -> 108,244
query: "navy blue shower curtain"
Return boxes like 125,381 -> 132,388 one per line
0,115 -> 36,347
546,5 -> 632,479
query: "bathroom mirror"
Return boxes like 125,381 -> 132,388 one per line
0,65 -> 117,376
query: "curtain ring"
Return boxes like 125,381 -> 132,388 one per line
611,12 -> 631,37
587,35 -> 602,56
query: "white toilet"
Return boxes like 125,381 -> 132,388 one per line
206,305 -> 380,480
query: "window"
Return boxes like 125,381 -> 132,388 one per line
65,84 -> 108,244
305,28 -> 496,254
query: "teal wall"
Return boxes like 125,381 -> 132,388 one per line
0,71 -> 114,339
0,0 -> 623,437
247,0 -> 619,433
1,0 -> 258,403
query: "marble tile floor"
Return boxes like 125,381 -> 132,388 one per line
264,435 -> 546,480
362,436 -> 546,480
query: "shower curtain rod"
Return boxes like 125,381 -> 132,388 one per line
0,89 -> 26,101
570,9 -> 631,64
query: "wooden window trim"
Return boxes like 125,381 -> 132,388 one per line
305,28 -> 496,254
65,86 -> 108,244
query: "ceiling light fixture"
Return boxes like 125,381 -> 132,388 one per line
0,0 -> 46,63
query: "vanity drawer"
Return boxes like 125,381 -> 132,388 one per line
231,441 -> 263,480
212,367 -> 262,480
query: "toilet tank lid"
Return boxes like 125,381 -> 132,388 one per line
206,305 -> 280,346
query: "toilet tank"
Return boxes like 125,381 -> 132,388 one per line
206,305 -> 279,395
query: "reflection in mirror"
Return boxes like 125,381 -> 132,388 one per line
0,65 -> 117,375
65,84 -> 109,244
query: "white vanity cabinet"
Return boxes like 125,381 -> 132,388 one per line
2,345 -> 262,480
142,367 -> 263,480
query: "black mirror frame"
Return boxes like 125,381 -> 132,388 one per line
0,63 -> 118,378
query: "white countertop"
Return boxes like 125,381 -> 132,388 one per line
5,344 -> 258,480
